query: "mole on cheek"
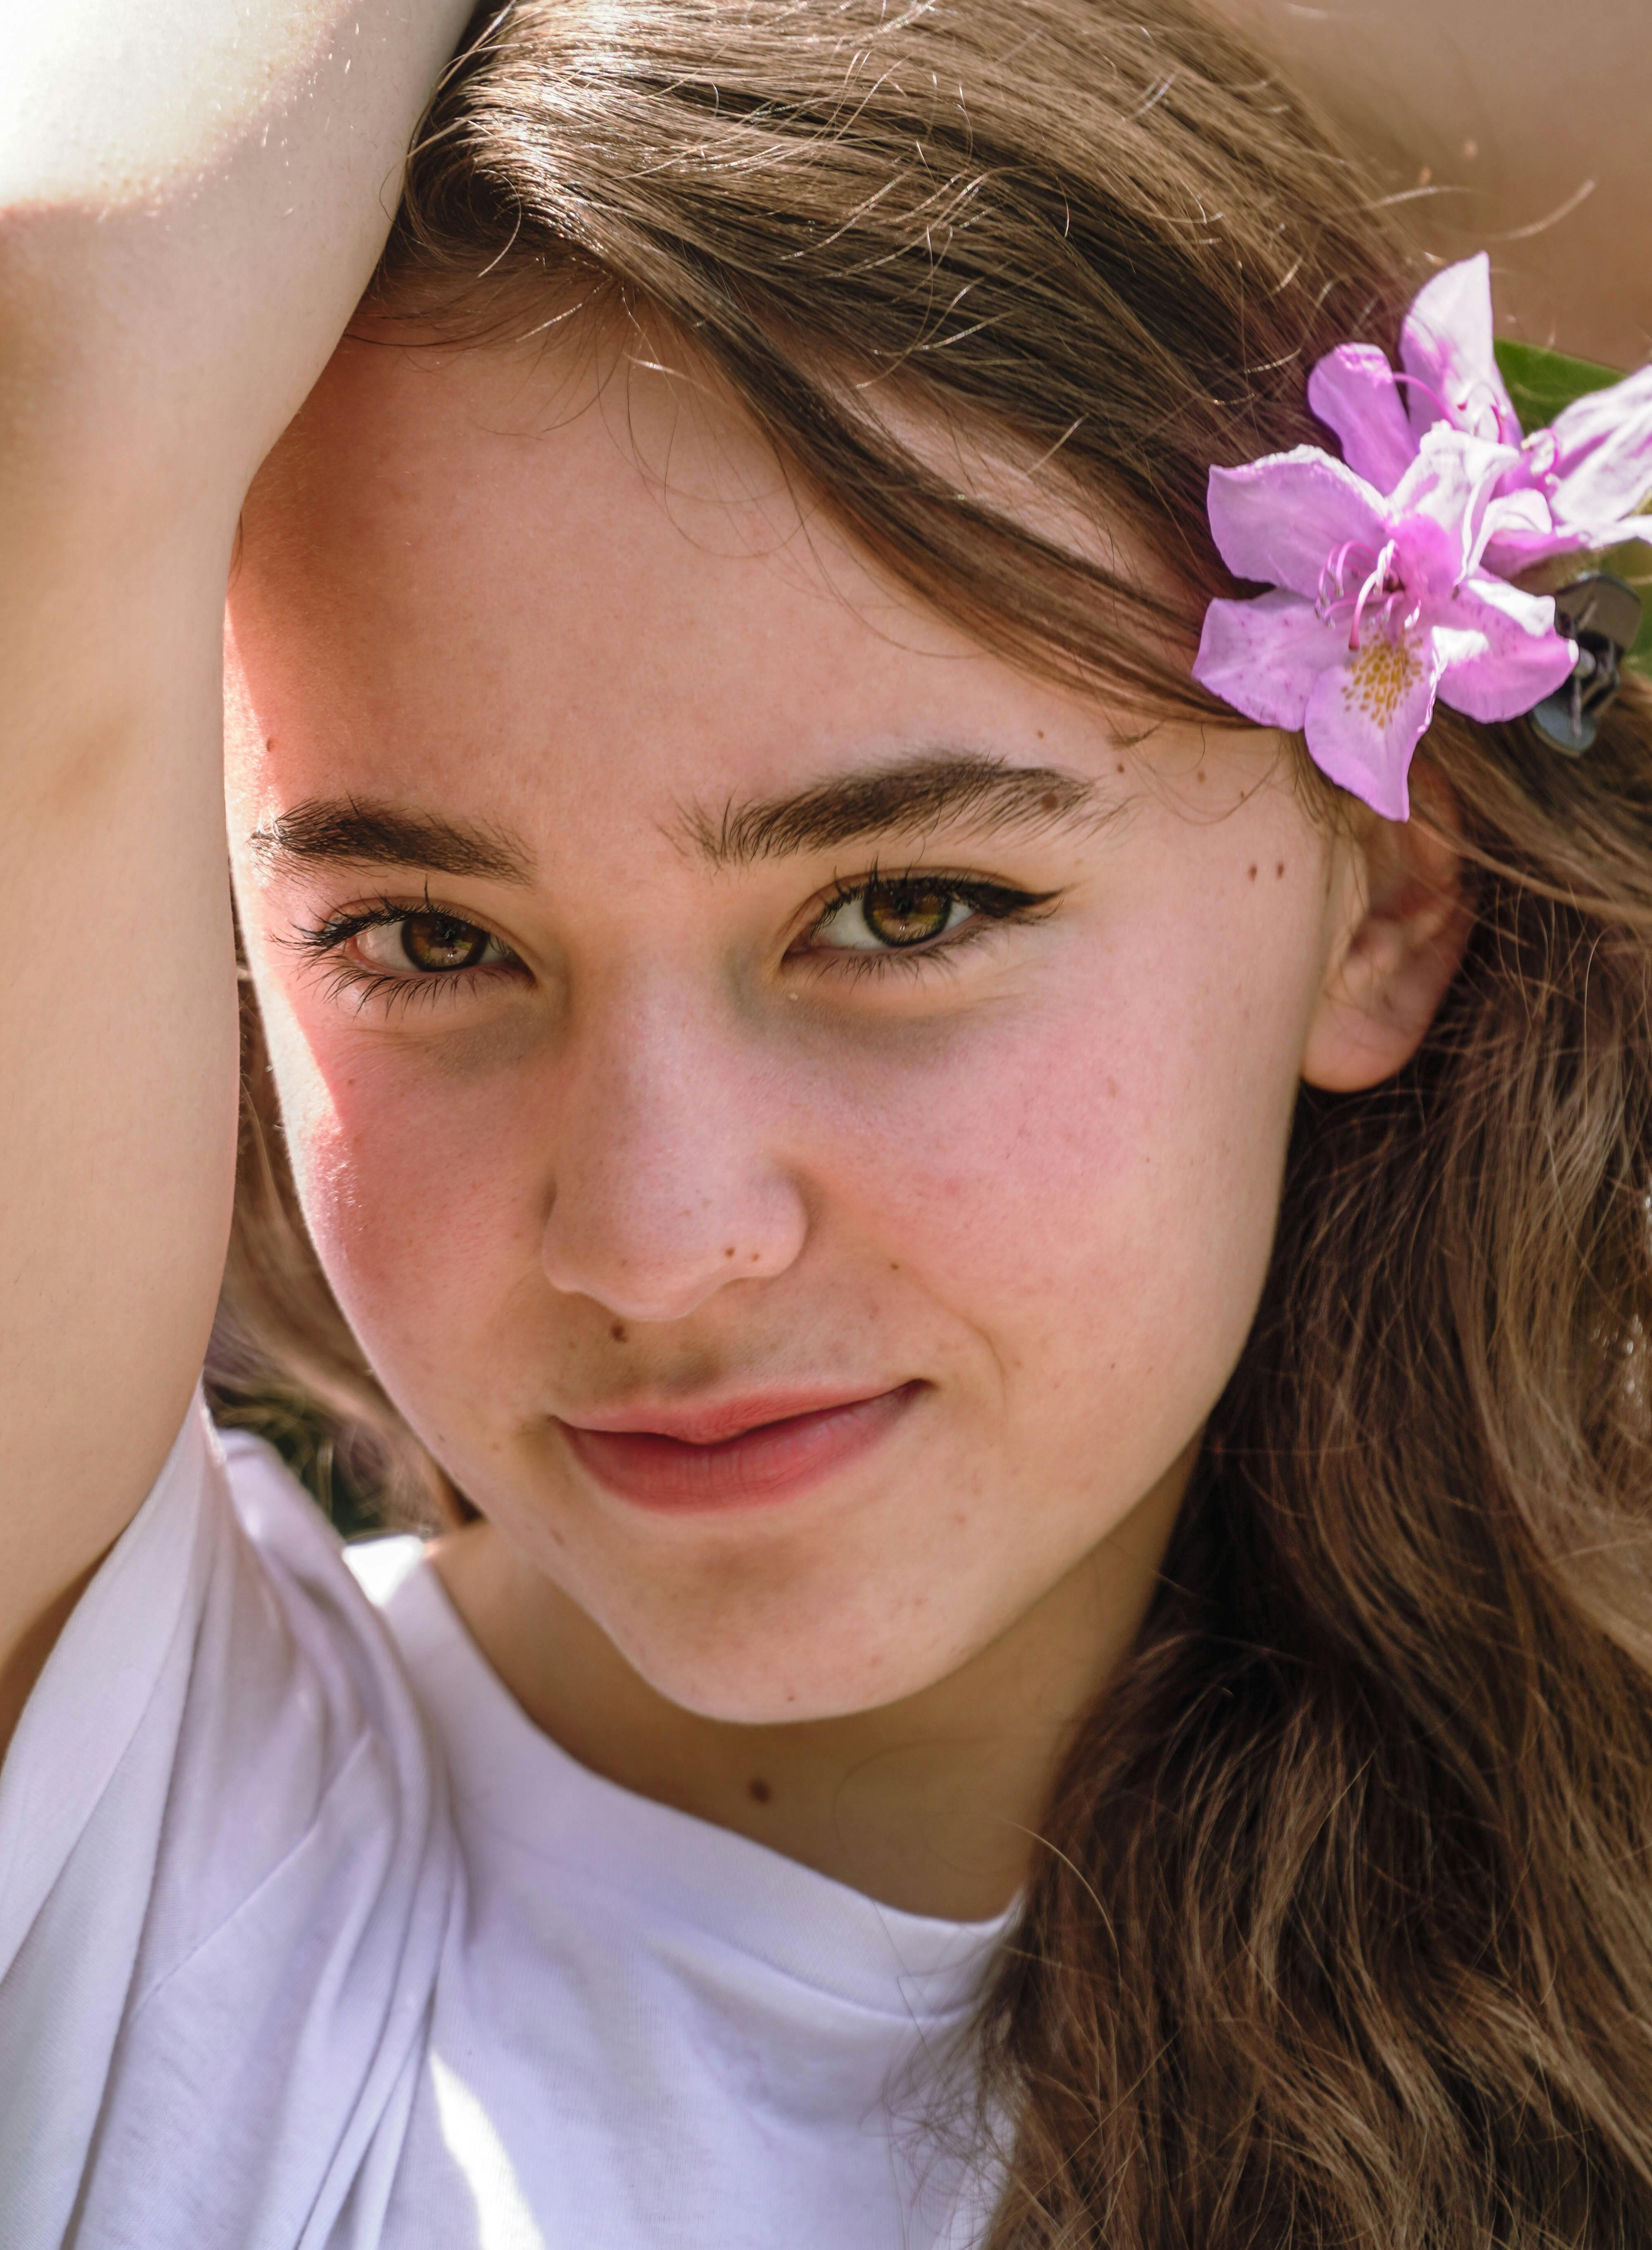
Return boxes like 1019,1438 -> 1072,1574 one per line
609,1322 -> 629,1344
747,1778 -> 772,1804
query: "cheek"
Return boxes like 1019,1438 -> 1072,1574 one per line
809,912 -> 1309,1389
256,986 -> 543,1397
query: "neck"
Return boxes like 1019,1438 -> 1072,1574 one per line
432,1456 -> 1189,1921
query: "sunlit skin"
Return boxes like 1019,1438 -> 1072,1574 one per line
224,332 -> 1464,1917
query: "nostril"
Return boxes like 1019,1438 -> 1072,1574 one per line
539,1126 -> 809,1320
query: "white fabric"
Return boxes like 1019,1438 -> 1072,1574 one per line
0,1403 -> 1006,2249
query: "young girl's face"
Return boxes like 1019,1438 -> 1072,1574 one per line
225,336 -> 1358,1724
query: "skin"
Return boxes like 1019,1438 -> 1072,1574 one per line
0,0 -> 1578,1901
0,0 -> 475,1751
223,335 -> 1466,1916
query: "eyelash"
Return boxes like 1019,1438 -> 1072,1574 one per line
289,894 -> 519,1017
797,870 -> 1057,979
290,870 -> 1057,1012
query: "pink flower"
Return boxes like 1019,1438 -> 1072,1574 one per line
1307,254 -> 1652,570
1192,426 -> 1576,820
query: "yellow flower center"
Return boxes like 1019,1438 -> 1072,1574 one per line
1342,634 -> 1424,730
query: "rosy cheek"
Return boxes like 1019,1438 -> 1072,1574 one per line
265,1007 -> 522,1367
787,1000 -> 1145,1336
812,924 -> 1295,1381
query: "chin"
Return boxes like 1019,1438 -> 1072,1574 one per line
594,1574 -> 974,1727
440,1414 -> 1013,1723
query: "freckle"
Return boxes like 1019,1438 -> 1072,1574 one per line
1195,768 -> 1206,784
610,1322 -> 628,1343
1276,861 -> 1286,878
1106,1077 -> 1118,1097
1036,729 -> 1045,740
747,1778 -> 772,1805
750,1251 -> 760,1262
1040,791 -> 1058,813
889,1261 -> 900,1271
1116,762 -> 1125,775
1247,864 -> 1258,881
724,1245 -> 736,1258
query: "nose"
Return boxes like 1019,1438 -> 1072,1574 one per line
539,985 -> 809,1324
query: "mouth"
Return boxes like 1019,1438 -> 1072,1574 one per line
555,1382 -> 925,1513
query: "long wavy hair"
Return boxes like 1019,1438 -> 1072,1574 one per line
213,0 -> 1652,2238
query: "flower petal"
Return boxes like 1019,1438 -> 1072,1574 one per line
1432,574 -> 1577,724
1307,345 -> 1418,490
1399,253 -> 1521,447
1483,487 -> 1553,542
1481,518 -> 1636,575
1477,487 -> 1563,576
1303,633 -> 1445,822
1193,591 -> 1345,728
1546,363 -> 1652,532
1206,447 -> 1387,597
1391,425 -> 1522,581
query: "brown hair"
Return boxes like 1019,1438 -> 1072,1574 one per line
212,0 -> 1652,2237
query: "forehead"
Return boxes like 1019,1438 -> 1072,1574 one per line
226,333 -> 1152,848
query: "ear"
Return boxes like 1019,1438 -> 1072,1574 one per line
1301,767 -> 1470,1093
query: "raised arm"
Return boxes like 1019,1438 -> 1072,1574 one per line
0,0 -> 475,1743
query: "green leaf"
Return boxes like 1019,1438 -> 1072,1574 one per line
1494,340 -> 1652,674
1493,337 -> 1624,435
1606,543 -> 1652,672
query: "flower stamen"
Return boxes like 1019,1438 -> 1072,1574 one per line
1349,539 -> 1401,651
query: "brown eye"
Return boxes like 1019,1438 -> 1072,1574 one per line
804,871 -> 1053,965
397,913 -> 493,972
858,882 -> 958,948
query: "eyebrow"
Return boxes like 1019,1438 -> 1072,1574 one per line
248,797 -> 535,884
681,754 -> 1101,869
249,756 -> 1102,886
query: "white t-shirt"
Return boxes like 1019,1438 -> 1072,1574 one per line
0,1403 -> 1007,2249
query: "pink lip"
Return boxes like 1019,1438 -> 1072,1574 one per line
556,1383 -> 923,1513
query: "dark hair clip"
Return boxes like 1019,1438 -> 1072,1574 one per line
1527,572 -> 1643,755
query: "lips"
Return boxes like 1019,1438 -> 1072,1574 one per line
555,1382 -> 923,1512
